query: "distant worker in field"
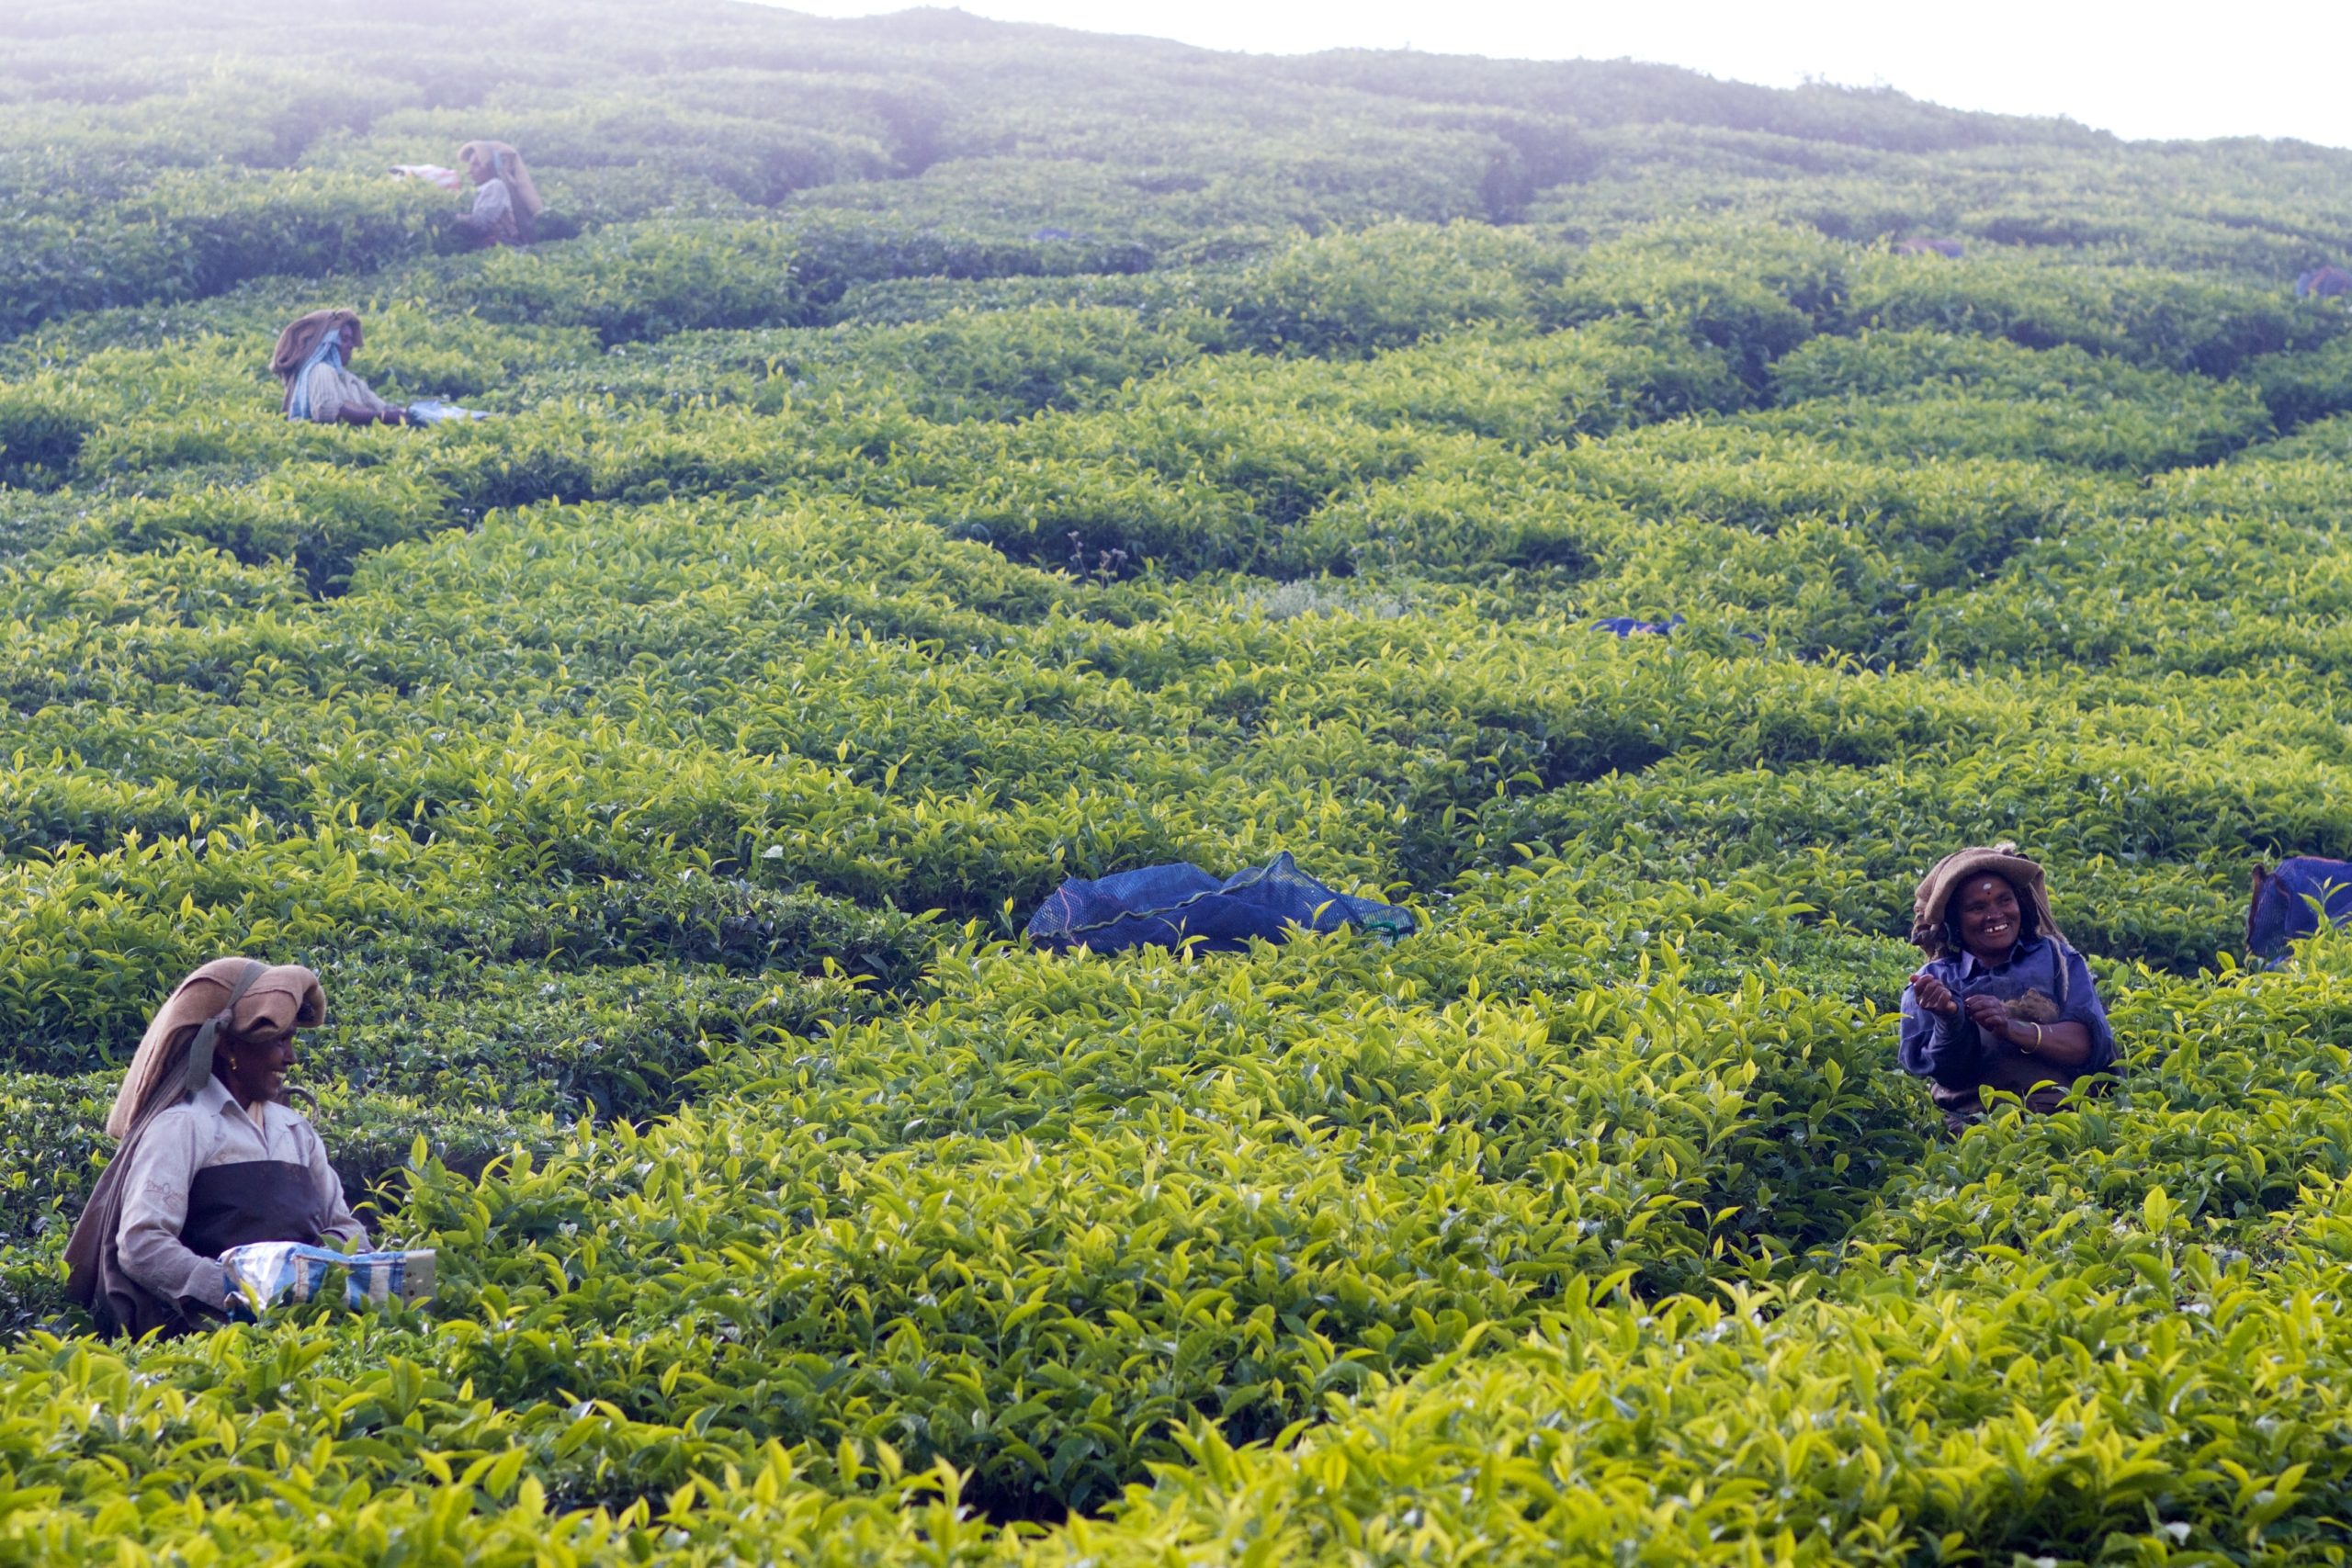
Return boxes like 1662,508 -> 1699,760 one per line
63,959 -> 368,1337
2246,855 -> 2352,964
452,140 -> 543,247
2295,265 -> 2352,301
270,309 -> 409,425
1898,844 -> 2117,1133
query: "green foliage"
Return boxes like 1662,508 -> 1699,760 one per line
0,171 -> 454,337
58,464 -> 456,591
432,220 -> 808,344
1206,222 -> 1555,356
11,2 -> 2352,1562
0,373 -> 97,489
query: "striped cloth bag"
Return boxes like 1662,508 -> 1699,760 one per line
221,1243 -> 436,1312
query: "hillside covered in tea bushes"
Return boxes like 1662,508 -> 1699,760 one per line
11,0 -> 2352,1559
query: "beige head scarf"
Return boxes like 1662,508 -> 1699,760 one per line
104,958 -> 326,1139
269,309 -> 363,384
458,140 -> 545,220
1909,842 -> 2068,960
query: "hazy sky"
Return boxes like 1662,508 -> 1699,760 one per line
778,0 -> 2352,148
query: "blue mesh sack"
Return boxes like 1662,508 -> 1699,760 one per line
2248,856 -> 2352,962
1026,852 -> 1419,953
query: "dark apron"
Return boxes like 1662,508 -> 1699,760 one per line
181,1160 -> 329,1258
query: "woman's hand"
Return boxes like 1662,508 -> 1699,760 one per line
1962,992 -> 2013,1038
1909,971 -> 1958,1015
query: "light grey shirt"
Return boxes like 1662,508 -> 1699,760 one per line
295,360 -> 398,424
469,175 -> 516,243
115,1077 -> 366,1311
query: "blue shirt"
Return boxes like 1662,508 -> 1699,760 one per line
1898,934 -> 2117,1114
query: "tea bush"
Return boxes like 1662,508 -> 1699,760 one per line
11,1 -> 2352,1561
0,375 -> 98,489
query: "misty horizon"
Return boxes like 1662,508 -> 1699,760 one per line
769,0 -> 2352,151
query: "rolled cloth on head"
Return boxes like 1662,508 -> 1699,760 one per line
269,310 -> 363,384
1909,842 -> 2068,959
458,140 -> 543,219
103,958 -> 325,1139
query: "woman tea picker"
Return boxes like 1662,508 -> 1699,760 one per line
1901,845 -> 2119,1132
452,139 -> 542,247
271,309 -> 485,427
271,309 -> 408,426
64,959 -> 366,1336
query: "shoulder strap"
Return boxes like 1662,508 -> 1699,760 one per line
183,960 -> 267,1098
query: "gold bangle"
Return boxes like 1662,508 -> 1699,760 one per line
2023,1021 -> 2044,1054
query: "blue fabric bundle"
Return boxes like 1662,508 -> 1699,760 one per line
1590,614 -> 1684,637
2248,856 -> 2352,962
1025,852 -> 1418,953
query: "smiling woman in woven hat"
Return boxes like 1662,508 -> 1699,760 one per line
63,958 -> 367,1337
1899,844 -> 2119,1133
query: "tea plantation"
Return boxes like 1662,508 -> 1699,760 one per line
11,1 -> 2352,1560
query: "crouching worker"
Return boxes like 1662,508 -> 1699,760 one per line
1899,845 -> 2118,1133
64,959 -> 366,1337
271,309 -> 407,425
453,139 -> 542,247
271,311 -> 485,428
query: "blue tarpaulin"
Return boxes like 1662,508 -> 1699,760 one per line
1025,852 -> 1419,953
